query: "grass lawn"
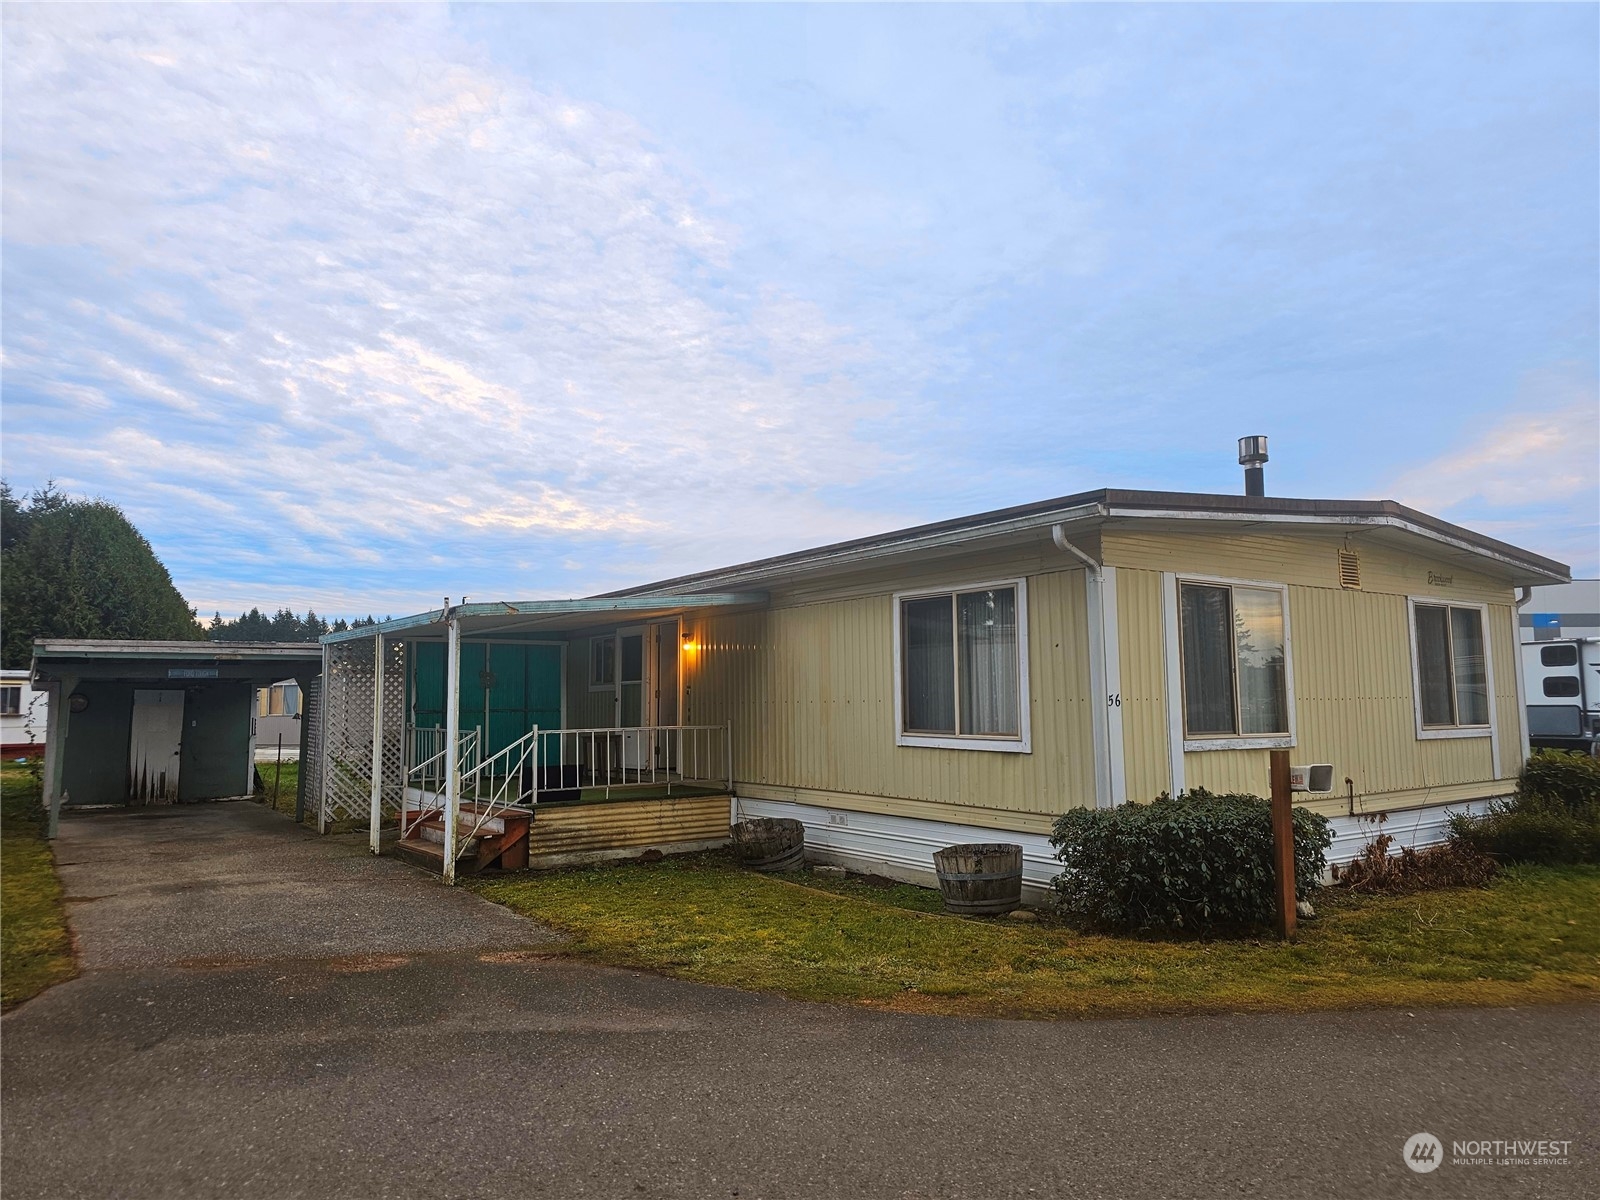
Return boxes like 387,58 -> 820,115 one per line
0,761 -> 77,1009
256,757 -> 300,818
474,853 -> 1600,1020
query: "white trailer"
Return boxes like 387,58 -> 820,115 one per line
1521,637 -> 1600,755
0,669 -> 49,756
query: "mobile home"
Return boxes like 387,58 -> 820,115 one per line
311,486 -> 1567,892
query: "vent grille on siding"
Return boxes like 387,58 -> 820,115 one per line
1338,548 -> 1361,590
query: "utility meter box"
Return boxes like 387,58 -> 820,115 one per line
1289,764 -> 1335,794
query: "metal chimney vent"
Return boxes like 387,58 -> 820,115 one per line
1237,435 -> 1268,497
1338,548 -> 1362,590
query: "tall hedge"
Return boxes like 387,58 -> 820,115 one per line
1049,789 -> 1332,932
1,482 -> 201,668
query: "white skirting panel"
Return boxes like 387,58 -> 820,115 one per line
1324,796 -> 1505,870
732,796 -> 1062,901
734,793 -> 1511,898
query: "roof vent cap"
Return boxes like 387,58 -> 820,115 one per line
1238,435 -> 1268,497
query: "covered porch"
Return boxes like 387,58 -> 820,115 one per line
309,592 -> 765,882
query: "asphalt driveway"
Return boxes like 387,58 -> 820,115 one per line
3,802 -> 1595,1199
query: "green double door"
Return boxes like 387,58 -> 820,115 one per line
411,640 -> 563,759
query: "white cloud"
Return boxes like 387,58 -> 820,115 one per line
1388,366 -> 1600,575
0,4 -> 920,611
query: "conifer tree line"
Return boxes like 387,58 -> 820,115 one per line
206,609 -> 385,642
2,480 -> 386,666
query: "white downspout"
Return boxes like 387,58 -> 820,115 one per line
1512,585 -> 1534,773
1053,525 -> 1121,808
443,611 -> 462,885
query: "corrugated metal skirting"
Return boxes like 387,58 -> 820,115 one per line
738,793 -> 1511,895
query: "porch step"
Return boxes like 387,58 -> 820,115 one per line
414,819 -> 488,846
402,803 -> 530,836
393,838 -> 452,870
395,810 -> 533,876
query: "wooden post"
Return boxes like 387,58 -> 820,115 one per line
1270,748 -> 1296,941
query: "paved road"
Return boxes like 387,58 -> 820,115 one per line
3,803 -> 1595,1199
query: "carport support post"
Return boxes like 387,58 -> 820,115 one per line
40,678 -> 71,839
1270,749 -> 1296,941
443,614 -> 462,886
368,632 -> 385,856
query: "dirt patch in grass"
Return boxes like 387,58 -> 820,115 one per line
471,851 -> 1600,1021
1,763 -> 78,1009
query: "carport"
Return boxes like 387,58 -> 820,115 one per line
30,640 -> 324,836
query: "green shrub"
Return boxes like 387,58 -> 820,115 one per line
1448,801 -> 1600,866
1516,749 -> 1600,815
1049,789 -> 1332,933
1444,751 -> 1600,866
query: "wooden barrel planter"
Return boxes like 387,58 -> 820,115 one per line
731,817 -> 805,873
933,843 -> 1023,915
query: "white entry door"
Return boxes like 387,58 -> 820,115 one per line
617,626 -> 650,769
129,689 -> 184,804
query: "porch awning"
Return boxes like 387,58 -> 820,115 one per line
320,592 -> 769,644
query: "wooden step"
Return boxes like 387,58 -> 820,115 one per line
404,808 -> 532,837
397,821 -> 530,875
413,822 -> 483,849
393,838 -> 451,872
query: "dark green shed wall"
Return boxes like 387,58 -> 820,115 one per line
178,682 -> 253,801
61,681 -> 134,806
61,682 -> 254,806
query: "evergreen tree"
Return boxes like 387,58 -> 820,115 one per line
1,481 -> 202,668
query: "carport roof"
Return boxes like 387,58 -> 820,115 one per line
31,640 -> 324,685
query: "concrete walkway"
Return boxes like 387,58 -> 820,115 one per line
3,802 -> 1596,1199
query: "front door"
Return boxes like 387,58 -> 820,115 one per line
128,689 -> 184,804
617,627 -> 650,768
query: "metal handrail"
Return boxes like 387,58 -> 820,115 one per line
401,725 -> 480,839
454,726 -> 542,846
530,723 -> 732,801
399,721 -> 735,850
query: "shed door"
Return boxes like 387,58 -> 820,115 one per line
129,689 -> 184,804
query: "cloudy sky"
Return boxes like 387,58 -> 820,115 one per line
2,3 -> 1595,620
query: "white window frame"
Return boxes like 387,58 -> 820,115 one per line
1406,596 -> 1495,741
588,635 -> 616,692
1165,572 -> 1297,753
892,577 -> 1032,754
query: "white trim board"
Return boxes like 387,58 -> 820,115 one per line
1102,566 -> 1126,806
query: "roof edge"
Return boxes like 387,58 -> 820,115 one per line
601,488 -> 1569,596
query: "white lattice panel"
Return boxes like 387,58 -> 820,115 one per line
317,637 -> 409,831
301,675 -> 323,823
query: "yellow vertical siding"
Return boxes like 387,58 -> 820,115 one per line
1104,529 -> 1517,812
1490,602 -> 1523,777
680,566 -> 1098,826
1115,568 -> 1172,802
551,525 -> 1526,828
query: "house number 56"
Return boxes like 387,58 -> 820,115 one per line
1107,693 -> 1121,707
